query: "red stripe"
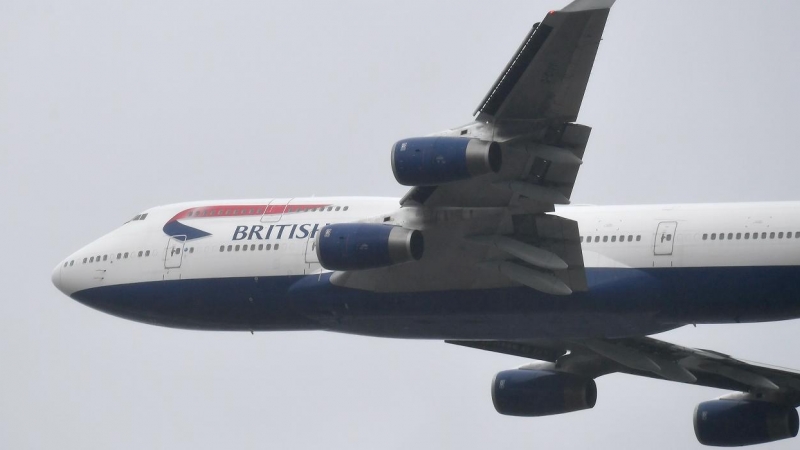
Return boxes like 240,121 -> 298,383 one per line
167,204 -> 330,223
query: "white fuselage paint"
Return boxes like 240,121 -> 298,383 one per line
53,198 -> 800,296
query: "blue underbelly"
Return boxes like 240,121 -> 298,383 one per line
69,266 -> 800,339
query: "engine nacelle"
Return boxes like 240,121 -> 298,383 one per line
316,224 -> 423,271
694,400 -> 799,447
391,137 -> 501,186
491,369 -> 597,417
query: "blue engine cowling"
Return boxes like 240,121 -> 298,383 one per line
391,137 -> 501,186
694,400 -> 799,447
491,369 -> 597,417
316,224 -> 424,271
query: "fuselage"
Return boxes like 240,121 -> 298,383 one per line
52,198 -> 800,339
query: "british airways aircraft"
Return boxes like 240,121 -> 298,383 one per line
50,0 -> 800,446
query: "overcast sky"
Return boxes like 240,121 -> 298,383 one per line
3,0 -> 800,448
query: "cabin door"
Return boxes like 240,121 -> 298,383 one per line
260,198 -> 293,223
654,222 -> 677,256
164,236 -> 186,269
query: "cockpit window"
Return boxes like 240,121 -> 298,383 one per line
127,213 -> 149,223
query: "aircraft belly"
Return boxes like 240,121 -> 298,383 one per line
68,265 -> 800,337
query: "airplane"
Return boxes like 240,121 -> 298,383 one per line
50,0 -> 800,446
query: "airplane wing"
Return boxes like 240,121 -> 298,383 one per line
475,0 -> 614,123
401,0 -> 613,211
330,0 -> 614,295
447,337 -> 800,406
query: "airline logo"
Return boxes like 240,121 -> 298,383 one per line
163,203 -> 329,241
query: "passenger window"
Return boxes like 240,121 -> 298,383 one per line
580,236 -> 584,243
145,250 -> 151,256
70,261 -> 74,266
220,246 -> 225,252
762,232 -> 767,239
335,207 -> 341,211
788,233 -> 793,239
190,247 -> 194,253
702,234 -> 708,240
627,235 -> 632,242
711,234 -> 716,240
343,206 -> 349,211
770,232 -> 775,239
124,252 -> 129,258
64,262 -> 68,267
594,236 -> 600,243
796,232 -> 800,238
117,253 -> 121,259
745,233 -> 750,239
258,244 -> 263,250
753,233 -> 759,240
266,244 -> 271,250
103,255 -> 108,261
636,235 -> 641,241
779,232 -> 784,238
243,245 -> 248,251
603,236 -> 608,242
585,236 -> 591,243
90,256 -> 94,262
611,236 -> 616,242
736,233 -> 741,240
327,207 -> 333,211
235,245 -> 240,251
727,233 -> 733,240
83,258 -> 87,263
274,243 -> 280,250
250,244 -> 255,251
227,245 -> 232,251
719,233 -> 724,240
138,251 -> 143,257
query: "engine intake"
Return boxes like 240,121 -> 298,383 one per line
492,369 -> 597,417
316,224 -> 423,271
694,400 -> 799,447
391,137 -> 501,186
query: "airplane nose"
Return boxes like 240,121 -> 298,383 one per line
51,263 -> 64,294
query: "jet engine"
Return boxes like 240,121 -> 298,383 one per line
694,399 -> 799,446
316,224 -> 423,271
391,137 -> 501,186
491,369 -> 597,417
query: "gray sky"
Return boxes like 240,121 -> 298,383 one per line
2,0 -> 800,448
